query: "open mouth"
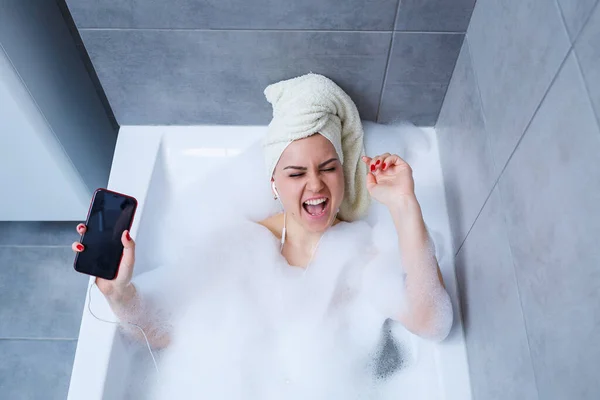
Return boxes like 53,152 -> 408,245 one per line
302,197 -> 329,217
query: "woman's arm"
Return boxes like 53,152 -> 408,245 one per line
105,282 -> 171,349
363,154 -> 452,341
74,224 -> 171,349
388,195 -> 452,340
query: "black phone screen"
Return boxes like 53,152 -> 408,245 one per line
74,190 -> 137,280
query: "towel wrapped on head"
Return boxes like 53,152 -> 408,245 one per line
263,73 -> 370,222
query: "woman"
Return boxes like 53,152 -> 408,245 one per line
72,74 -> 452,397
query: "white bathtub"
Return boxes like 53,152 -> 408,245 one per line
68,124 -> 472,399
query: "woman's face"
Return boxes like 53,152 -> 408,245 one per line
272,134 -> 345,233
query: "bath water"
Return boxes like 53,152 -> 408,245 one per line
120,122 -> 451,399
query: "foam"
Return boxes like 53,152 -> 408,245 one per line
128,122 -> 451,399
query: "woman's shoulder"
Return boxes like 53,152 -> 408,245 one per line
257,213 -> 284,241
231,214 -> 374,245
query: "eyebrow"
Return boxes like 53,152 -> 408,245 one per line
283,158 -> 338,171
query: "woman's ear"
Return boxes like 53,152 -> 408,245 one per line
271,180 -> 279,199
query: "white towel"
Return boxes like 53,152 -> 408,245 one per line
263,73 -> 370,221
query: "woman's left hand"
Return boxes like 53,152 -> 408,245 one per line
362,153 -> 415,207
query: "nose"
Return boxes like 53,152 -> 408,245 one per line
306,171 -> 325,193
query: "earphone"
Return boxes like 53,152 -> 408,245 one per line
272,179 -> 339,272
272,181 -> 286,247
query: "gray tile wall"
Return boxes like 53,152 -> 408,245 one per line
437,0 -> 600,398
64,0 -> 476,126
0,222 -> 88,399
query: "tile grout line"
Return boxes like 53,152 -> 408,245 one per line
465,33 -> 494,172
0,244 -> 73,248
559,0 -> 600,45
453,34 -> 494,256
573,51 -> 600,133
495,180 -> 542,400
465,35 -> 493,146
553,0 -> 595,45
464,35 -> 490,137
434,34 -> 467,127
454,182 -> 498,256
0,337 -> 78,341
375,0 -> 402,122
492,46 -> 574,176
455,40 -> 574,256
570,1 -> 600,132
78,27 -> 467,34
554,0 -> 570,40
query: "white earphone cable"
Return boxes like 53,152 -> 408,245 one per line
86,282 -> 160,376
278,203 -> 338,274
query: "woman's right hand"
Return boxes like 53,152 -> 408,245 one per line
72,223 -> 136,301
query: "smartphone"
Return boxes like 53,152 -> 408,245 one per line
74,188 -> 138,280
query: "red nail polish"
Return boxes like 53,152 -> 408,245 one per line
370,164 -> 375,172
126,232 -> 131,241
382,163 -> 387,169
76,244 -> 83,251
376,160 -> 381,165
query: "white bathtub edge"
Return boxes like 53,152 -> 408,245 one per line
68,127 -> 164,400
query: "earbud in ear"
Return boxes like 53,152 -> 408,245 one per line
271,181 -> 280,199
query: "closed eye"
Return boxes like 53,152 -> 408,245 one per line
289,167 -> 335,178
